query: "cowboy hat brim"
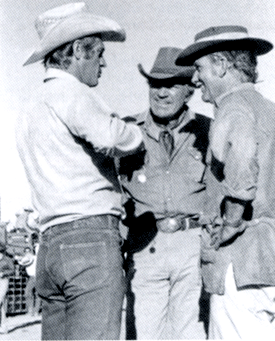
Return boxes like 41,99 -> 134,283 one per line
176,38 -> 273,65
24,12 -> 126,66
138,63 -> 194,80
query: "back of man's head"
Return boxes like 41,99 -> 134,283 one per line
43,35 -> 100,70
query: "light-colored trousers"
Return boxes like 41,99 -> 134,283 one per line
127,228 -> 206,340
209,263 -> 275,339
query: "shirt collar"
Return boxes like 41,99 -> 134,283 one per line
215,82 -> 255,108
44,68 -> 81,84
144,107 -> 195,141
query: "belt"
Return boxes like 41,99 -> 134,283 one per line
156,215 -> 200,233
42,214 -> 120,237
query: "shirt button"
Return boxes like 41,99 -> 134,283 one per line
167,197 -> 171,201
166,170 -> 169,174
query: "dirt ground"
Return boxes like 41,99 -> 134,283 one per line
0,313 -> 41,340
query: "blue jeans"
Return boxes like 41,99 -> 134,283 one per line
36,215 -> 125,340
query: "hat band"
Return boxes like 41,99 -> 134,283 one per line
151,67 -> 184,74
196,31 -> 249,43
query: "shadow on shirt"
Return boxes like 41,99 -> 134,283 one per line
72,135 -> 121,192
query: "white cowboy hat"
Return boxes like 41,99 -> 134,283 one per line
176,25 -> 273,65
23,2 -> 126,66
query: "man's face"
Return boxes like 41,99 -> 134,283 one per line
78,37 -> 106,87
149,79 -> 194,119
192,55 -> 220,103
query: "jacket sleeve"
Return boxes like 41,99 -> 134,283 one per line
211,105 -> 258,202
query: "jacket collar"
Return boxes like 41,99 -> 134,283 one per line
215,82 -> 255,108
44,68 -> 81,84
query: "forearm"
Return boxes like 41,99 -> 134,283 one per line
112,119 -> 144,156
68,96 -> 143,155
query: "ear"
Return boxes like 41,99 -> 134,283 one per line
217,57 -> 229,78
72,40 -> 83,60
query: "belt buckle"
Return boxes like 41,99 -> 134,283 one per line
167,217 -> 179,232
158,217 -> 182,233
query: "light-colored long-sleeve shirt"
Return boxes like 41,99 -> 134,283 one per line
16,68 -> 142,232
120,108 -> 210,219
202,83 -> 275,294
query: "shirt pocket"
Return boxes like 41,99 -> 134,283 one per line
187,146 -> 206,183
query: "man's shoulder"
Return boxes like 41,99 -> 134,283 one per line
219,85 -> 261,113
220,88 -> 274,122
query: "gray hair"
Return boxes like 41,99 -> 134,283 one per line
209,50 -> 258,83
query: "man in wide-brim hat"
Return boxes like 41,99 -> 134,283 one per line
16,2 -> 143,340
177,25 -> 275,339
119,47 -> 210,339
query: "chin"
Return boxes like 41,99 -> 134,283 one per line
89,80 -> 99,87
201,92 -> 212,103
202,96 -> 211,103
155,112 -> 173,119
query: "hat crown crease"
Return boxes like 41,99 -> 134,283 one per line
35,2 -> 87,40
23,2 -> 125,66
195,25 -> 248,41
138,47 -> 194,80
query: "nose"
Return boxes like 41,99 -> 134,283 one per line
100,56 -> 107,68
192,70 -> 201,87
157,87 -> 169,97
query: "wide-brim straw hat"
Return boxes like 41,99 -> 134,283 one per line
24,2 -> 126,66
176,25 -> 273,65
138,47 -> 195,81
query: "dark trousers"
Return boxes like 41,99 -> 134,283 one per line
36,215 -> 125,340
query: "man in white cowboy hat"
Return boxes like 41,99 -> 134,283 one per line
16,2 -> 143,340
118,47 -> 210,339
177,25 -> 275,339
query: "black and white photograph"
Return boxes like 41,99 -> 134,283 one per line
0,0 -> 275,339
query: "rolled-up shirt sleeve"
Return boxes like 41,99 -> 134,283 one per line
211,105 -> 258,201
63,87 -> 143,156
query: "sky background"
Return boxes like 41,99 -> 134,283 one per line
0,0 -> 275,222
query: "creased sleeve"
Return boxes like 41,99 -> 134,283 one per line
65,88 -> 143,156
213,107 -> 258,201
